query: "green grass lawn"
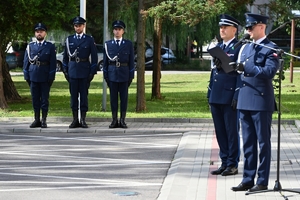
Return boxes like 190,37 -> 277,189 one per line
1,70 -> 300,120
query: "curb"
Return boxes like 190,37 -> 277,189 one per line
0,117 -> 297,124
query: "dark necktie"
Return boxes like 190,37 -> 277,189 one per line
222,44 -> 226,50
38,42 -> 42,47
77,35 -> 81,40
116,40 -> 120,46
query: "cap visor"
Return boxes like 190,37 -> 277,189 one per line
35,28 -> 46,31
114,25 -> 124,29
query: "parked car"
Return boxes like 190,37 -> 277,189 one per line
56,51 -> 64,72
56,44 -> 104,72
161,47 -> 176,64
95,44 -> 104,71
5,41 -> 27,70
134,46 -> 176,70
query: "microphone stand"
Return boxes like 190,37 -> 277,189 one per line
243,40 -> 300,199
244,39 -> 300,59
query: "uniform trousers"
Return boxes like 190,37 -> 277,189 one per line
69,77 -> 88,112
210,103 -> 240,168
30,81 -> 51,112
240,110 -> 272,186
109,82 -> 128,112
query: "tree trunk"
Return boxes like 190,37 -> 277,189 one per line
151,17 -> 162,99
3,62 -> 21,101
0,49 -> 22,109
136,0 -> 147,112
0,51 -> 8,109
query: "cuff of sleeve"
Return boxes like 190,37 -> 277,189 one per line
254,66 -> 261,77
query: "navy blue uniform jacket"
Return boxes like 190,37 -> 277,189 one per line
237,38 -> 279,111
103,39 -> 135,82
23,41 -> 56,82
62,34 -> 98,78
207,39 -> 241,104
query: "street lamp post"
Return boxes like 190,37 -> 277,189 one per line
102,0 -> 109,111
290,10 -> 300,83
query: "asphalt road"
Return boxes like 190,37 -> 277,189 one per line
0,130 -> 182,200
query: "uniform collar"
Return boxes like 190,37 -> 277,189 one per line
223,37 -> 235,47
114,37 -> 123,43
36,40 -> 45,45
76,33 -> 84,38
254,36 -> 266,44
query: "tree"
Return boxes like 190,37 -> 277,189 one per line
146,0 -> 254,99
268,0 -> 300,24
136,0 -> 147,111
0,51 -> 7,108
0,0 -> 78,109
151,17 -> 163,99
146,0 -> 226,99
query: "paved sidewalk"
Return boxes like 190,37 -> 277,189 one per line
158,120 -> 300,200
1,118 -> 300,200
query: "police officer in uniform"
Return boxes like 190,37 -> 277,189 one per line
23,23 -> 56,128
62,16 -> 98,128
207,14 -> 241,176
103,20 -> 135,128
231,13 -> 279,192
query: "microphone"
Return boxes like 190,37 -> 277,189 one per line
232,33 -> 250,50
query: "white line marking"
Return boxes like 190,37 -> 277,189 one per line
0,171 -> 161,184
0,161 -> 169,170
0,133 -> 180,147
0,183 -> 162,192
0,151 -> 169,164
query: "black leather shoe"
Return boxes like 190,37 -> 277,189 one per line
81,119 -> 88,128
248,184 -> 268,192
30,120 -> 41,128
109,119 -> 118,128
221,166 -> 238,176
210,166 -> 226,175
69,119 -> 81,128
41,120 -> 47,128
231,183 -> 253,191
119,118 -> 127,128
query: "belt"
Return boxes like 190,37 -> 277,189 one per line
70,57 -> 89,63
109,61 -> 128,67
33,61 -> 50,66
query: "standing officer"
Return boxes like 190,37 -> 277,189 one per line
207,14 -> 241,176
62,16 -> 98,128
103,20 -> 135,128
231,13 -> 279,192
23,23 -> 56,128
